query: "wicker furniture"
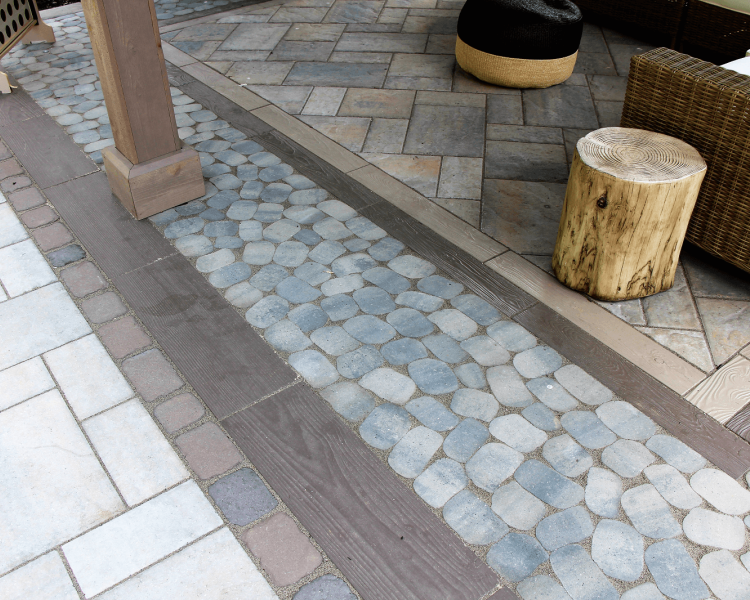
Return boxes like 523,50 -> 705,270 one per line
681,0 -> 750,60
620,47 -> 750,274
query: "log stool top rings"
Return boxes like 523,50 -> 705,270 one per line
553,128 -> 707,301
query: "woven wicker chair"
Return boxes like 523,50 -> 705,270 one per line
620,47 -> 750,274
681,1 -> 750,60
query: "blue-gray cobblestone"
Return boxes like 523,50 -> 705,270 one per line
466,443 -> 524,492
359,368 -> 416,404
487,321 -> 537,352
294,229 -> 322,245
294,261 -> 331,286
207,191 -> 240,210
514,346 -> 563,378
245,295 -> 289,328
276,276 -> 321,303
451,389 -> 498,422
646,435 -> 707,474
164,216 -> 204,238
320,382 -> 376,422
233,140 -> 264,155
527,377 -> 578,412
290,188 -> 329,205
343,238 -> 371,252
254,203 -> 284,222
264,319 -> 312,352
543,434 -> 592,477
417,275 -> 464,299
414,458 -> 467,507
487,533 -> 548,582
551,544 -> 618,600
395,290 -> 443,312
344,315 -> 396,344
243,241 -> 275,265
196,248 -> 235,273
455,363 -> 486,388
260,183 -> 293,204
388,255 -> 436,279
362,267 -> 411,294
690,468 -> 750,515
555,365 -> 613,406
385,308 -> 434,338
240,181 -> 264,199
443,490 -> 509,545
264,220 -> 301,243
288,349 -> 339,388
561,411 -> 617,449
239,220 -> 263,241
318,199 -> 357,220
683,507 -> 745,550
537,506 -> 594,551
451,294 -> 501,326
622,484 -> 681,539
203,163 -> 231,178
406,396 -> 459,431
337,345 -> 383,378
428,309 -> 478,341
149,208 -> 179,226
491,481 -> 546,530
200,208 -> 225,221
368,237 -> 404,261
346,216 -> 386,240
591,519 -> 644,582
237,164 -> 259,181
175,234 -> 213,257
250,151 -> 281,167
460,336 -> 510,366
585,467 -> 622,518
208,262 -> 252,288
352,286 -> 395,314
294,574 -> 355,600
409,358 -> 459,395
284,206 -> 325,225
320,294 -> 358,322
211,173 -> 243,190
517,576 -> 572,600
644,464 -> 701,510
288,303 -> 329,332
423,334 -> 468,363
322,274 -> 364,297
250,264 -> 289,292
204,220 -> 239,237
285,174 -> 315,189
388,426 -> 442,478
225,282 -> 263,309
621,584 -> 667,600
443,418 -> 488,462
596,401 -> 656,441
699,550 -> 750,600
207,468 -> 278,527
515,459 -> 584,509
490,414 -> 548,453
645,540 -> 708,600
260,164 -> 294,182
273,241 -> 309,267
523,403 -> 561,432
487,366 -> 534,408
602,440 -> 655,478
314,217 -> 352,240
359,403 -> 411,449
309,240 -> 347,264
215,149 -> 247,166
381,338 -> 428,365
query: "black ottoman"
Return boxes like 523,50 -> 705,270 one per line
456,0 -> 583,88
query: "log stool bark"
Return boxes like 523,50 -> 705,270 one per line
552,127 -> 707,301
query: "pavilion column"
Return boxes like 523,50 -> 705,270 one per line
82,0 -> 204,219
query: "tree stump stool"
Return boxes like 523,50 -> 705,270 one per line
552,128 -> 707,301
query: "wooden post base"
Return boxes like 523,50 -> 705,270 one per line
0,72 -> 11,95
102,146 -> 205,220
21,20 -> 56,44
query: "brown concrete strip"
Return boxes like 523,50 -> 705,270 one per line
0,114 -> 97,188
222,383 -> 500,600
180,61 -> 269,111
487,588 -> 522,600
0,80 -> 44,126
514,302 -> 750,479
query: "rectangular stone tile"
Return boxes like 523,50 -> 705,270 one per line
217,13 -> 273,23
416,90 -> 484,106
0,356 -> 55,412
481,179 -> 566,254
0,390 -> 124,574
271,6 -> 330,22
0,203 -> 28,249
562,128 -> 595,163
268,41 -> 336,61
404,104 -> 484,157
335,32 -> 427,53
386,0 -> 437,6
360,152 -> 441,196
285,61 -> 389,87
523,85 -> 599,129
695,297 -> 750,365
595,100 -> 623,128
178,62 -> 270,112
161,42 -> 197,67
642,266 -> 701,330
402,15 -> 457,33
426,33 -> 456,54
362,117 -> 409,152
98,529 -> 276,600
173,23 -> 237,42
284,23 -> 346,41
452,64 -> 521,94
485,140 -> 568,182
562,73 -> 588,86
378,7 -> 408,22
171,41 -> 223,62
324,0 -> 385,23
204,61 -> 233,74
686,356 -> 750,424
486,94 -> 523,125
389,53 -> 455,78
579,22 -> 608,53
62,481 -> 222,598
84,399 -> 189,506
432,197 -> 480,227
486,124 -> 563,144
0,239 -> 56,297
0,283 -> 90,371
226,61 -> 294,85
44,334 -> 133,419
438,156 -> 482,199
345,23 -> 402,32
219,23 -> 291,50
587,75 -> 628,102
608,43 -> 656,77
0,552 -> 78,600
681,244 -> 750,301
302,86 -> 347,115
573,52 -> 616,75
635,326 -> 714,373
329,50 -> 392,63
385,76 -> 451,91
300,115 -> 372,151
339,88 -> 415,117
207,50 -> 272,61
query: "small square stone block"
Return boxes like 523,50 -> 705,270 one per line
60,261 -> 107,298
208,468 -> 278,526
1,175 -> 32,193
243,513 -> 323,586
33,222 -> 74,251
122,348 -> 183,401
80,291 -> 128,324
0,158 -> 23,179
9,186 -> 46,211
175,422 -> 243,479
20,206 -> 59,229
98,315 -> 152,359
154,392 -> 205,433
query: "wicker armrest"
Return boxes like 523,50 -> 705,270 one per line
620,47 -> 750,273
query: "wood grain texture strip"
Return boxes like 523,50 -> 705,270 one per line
116,253 -> 297,419
0,114 -> 97,189
742,346 -> 750,360
487,252 -> 706,395
358,201 -> 535,317
251,104 -> 368,173
222,384 -> 499,600
257,130 -> 382,212
514,302 -> 750,479
487,588 -> 522,600
0,78 -> 44,126
686,356 -> 750,424
726,405 -> 750,442
43,172 -> 177,277
166,62 -> 197,88
349,165 -> 506,263
180,80 -> 273,138
180,62 -> 268,111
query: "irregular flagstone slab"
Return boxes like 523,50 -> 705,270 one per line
514,346 -> 563,378
551,544 -> 619,600
555,364 -> 613,405
622,583 -> 667,600
699,550 -> 750,600
527,377 -> 578,411
621,484 -> 682,539
442,490 -> 508,546
643,464 -> 702,510
358,403 -> 411,449
408,358 -> 459,395
683,507 -> 746,550
413,458 -> 468,508
487,365 -> 534,408
536,506 -> 594,551
466,443 -> 524,492
560,411 -> 616,449
460,336 -> 510,366
543,434 -> 593,477
487,321 -> 537,352
517,575 -> 572,600
287,350 -> 338,388
601,439 -> 655,477
388,426 -> 443,478
645,539 -> 709,600
645,436 -> 705,474
596,401 -> 656,441
359,367 -> 416,404
491,481 -> 547,530
451,388 -> 499,422
591,519 -> 644,582
489,414 -> 547,452
443,418 -> 489,462
320,382 -> 376,422
406,397 -> 459,431
523,403 -> 561,432
514,459 -> 584,509
487,533 -> 548,582
585,467 -> 622,518
690,468 -> 750,515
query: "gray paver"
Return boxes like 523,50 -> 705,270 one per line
514,346 -> 563,378
320,294 -> 358,321
491,481 -> 546,530
443,418 -> 489,462
591,519 -> 644,582
621,583 -> 665,600
443,490 -> 509,545
527,377 -> 578,411
381,338 -> 428,364
536,506 -> 594,551
487,533 -> 548,582
294,574 -> 355,600
515,459 -> 584,509
596,401 -> 656,441
173,235 -> 213,258
225,282 -> 263,309
408,358 -> 458,395
423,334 -> 468,363
455,363 -> 486,389
322,274 -> 364,296
621,484 -> 682,539
320,381 -> 376,422
359,403 -> 411,449
487,321 -> 537,352
487,365 -> 534,408
288,349 -> 339,388
585,467 -> 622,518
417,275 -> 464,299
208,468 -> 278,526
646,540 -> 709,600
337,345 -> 383,378
352,286 -> 395,315
683,507 -> 746,550
264,319 -> 312,352
643,464 -> 701,510
362,267 -> 411,294
699,550 -> 750,600
451,295 -> 501,326
406,396 -> 459,431
450,388 -> 498,422
554,365 -> 613,406
251,265 -> 290,292
551,544 -> 618,600
561,411 -> 616,449
460,336 -> 509,366
386,307 -> 435,337
490,414 -> 548,453
368,237 -> 404,262
523,403 -> 561,432
395,291 -> 443,312
543,434 -> 593,477
690,468 -> 750,515
359,368 -> 416,404
466,442 -> 523,492
646,435 -> 706,474
413,458 -> 467,508
343,314 -> 396,344
601,439 -> 655,478
517,575 -> 572,600
428,308 -> 477,341
388,426 -> 442,478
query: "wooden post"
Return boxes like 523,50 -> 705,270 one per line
81,0 -> 204,219
552,128 -> 707,301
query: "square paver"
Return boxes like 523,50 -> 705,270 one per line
154,393 -> 206,433
325,0 -> 385,23
363,118 -> 409,152
438,157 -> 483,199
0,552 -> 78,600
486,94 -> 523,125
588,75 -> 628,102
32,222 -> 73,252
121,348 -> 183,402
219,23 -> 291,50
8,186 -> 46,211
0,356 -> 55,412
20,206 -> 58,229
285,62 -> 389,87
175,422 -> 243,479
208,468 -> 278,526
339,88 -> 415,118
573,52 -> 616,75
0,239 -> 56,297
300,115 -> 371,151
97,315 -> 152,359
485,141 -> 569,182
403,104 -> 484,157
80,291 -> 128,324
360,152 -> 440,195
60,260 -> 107,298
0,390 -> 124,574
523,86 -> 599,129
